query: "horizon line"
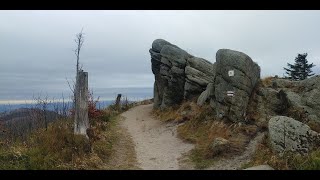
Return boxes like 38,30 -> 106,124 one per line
0,96 -> 153,105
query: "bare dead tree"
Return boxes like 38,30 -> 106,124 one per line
75,28 -> 84,75
73,28 -> 85,111
33,93 -> 50,131
72,29 -> 90,137
65,29 -> 85,115
53,97 -> 59,115
61,93 -> 68,117
66,77 -> 75,94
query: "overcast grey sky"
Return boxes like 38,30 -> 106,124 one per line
1,10 -> 320,101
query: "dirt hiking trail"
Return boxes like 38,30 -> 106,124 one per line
119,103 -> 263,170
121,104 -> 194,170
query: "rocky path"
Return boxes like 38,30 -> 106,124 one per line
120,104 -> 194,170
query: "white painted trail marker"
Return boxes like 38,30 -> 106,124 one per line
227,91 -> 234,97
228,70 -> 234,76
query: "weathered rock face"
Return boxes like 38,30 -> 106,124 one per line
184,57 -> 216,99
268,116 -> 320,154
246,75 -> 320,132
272,78 -> 298,89
150,40 -> 263,123
197,83 -> 214,106
212,49 -> 261,122
259,88 -> 284,113
150,39 -> 191,109
249,87 -> 284,127
275,76 -> 320,131
150,39 -> 215,109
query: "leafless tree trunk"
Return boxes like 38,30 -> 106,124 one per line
75,28 -> 84,75
72,29 -> 84,113
33,94 -> 50,131
73,29 -> 84,109
73,29 -> 89,137
67,29 -> 85,113
61,93 -> 68,117
74,70 -> 89,136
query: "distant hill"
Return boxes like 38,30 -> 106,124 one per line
0,99 -> 139,140
0,100 -> 116,113
0,108 -> 63,140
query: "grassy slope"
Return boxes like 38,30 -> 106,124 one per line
152,101 -> 258,169
0,100 -> 151,170
0,115 -> 117,169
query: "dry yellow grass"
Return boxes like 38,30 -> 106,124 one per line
0,101 -> 142,170
152,101 -> 214,123
261,76 -> 274,87
152,101 -> 258,169
307,121 -> 320,133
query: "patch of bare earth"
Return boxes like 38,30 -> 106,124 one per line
121,104 -> 194,170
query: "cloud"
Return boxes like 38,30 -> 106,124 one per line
0,10 -> 320,100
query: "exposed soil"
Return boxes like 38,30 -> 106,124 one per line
121,104 -> 194,170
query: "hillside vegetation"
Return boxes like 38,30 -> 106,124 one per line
0,98 -> 151,170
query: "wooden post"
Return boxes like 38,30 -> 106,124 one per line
74,70 -> 89,137
115,94 -> 122,110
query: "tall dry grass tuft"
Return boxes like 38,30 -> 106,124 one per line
261,76 -> 274,87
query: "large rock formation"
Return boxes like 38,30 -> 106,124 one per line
150,39 -> 215,109
150,40 -> 262,123
268,116 -> 320,154
149,39 -> 320,135
211,49 -> 261,122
